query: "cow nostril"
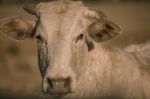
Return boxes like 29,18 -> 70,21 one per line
46,77 -> 71,90
64,77 -> 71,88
47,78 -> 53,88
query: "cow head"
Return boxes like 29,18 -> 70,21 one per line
0,0 -> 121,96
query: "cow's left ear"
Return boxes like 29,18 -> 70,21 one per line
88,19 -> 122,42
0,16 -> 34,40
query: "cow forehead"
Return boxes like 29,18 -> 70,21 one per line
36,1 -> 86,15
40,13 -> 85,42
37,1 -> 88,40
40,11 -> 84,32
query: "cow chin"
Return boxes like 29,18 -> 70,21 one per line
47,87 -> 73,96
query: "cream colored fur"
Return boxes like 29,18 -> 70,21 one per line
0,0 -> 149,99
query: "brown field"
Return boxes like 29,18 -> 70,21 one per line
0,1 -> 150,98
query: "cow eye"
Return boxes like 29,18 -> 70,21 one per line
35,34 -> 47,44
35,35 -> 42,40
75,34 -> 84,43
35,35 -> 43,42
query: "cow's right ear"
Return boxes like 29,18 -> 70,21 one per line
0,16 -> 34,40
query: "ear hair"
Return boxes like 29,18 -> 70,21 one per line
0,16 -> 33,40
87,19 -> 122,42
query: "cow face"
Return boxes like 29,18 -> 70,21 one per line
0,0 -> 121,96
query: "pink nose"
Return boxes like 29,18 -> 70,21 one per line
46,77 -> 71,95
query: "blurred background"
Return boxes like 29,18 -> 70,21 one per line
0,0 -> 150,98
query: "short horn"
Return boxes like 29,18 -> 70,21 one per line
23,5 -> 38,16
23,5 -> 40,37
31,15 -> 41,37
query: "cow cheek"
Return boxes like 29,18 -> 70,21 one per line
71,43 -> 88,77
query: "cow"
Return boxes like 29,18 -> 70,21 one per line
0,0 -> 149,99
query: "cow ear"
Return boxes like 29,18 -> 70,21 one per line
88,20 -> 122,42
0,16 -> 34,40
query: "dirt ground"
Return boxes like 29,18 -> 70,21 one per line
0,1 -> 150,98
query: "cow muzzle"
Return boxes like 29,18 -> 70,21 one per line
44,76 -> 72,95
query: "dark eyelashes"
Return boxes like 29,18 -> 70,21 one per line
75,34 -> 84,43
35,35 -> 42,40
35,34 -> 47,44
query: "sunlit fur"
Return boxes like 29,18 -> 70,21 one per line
0,0 -> 150,99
